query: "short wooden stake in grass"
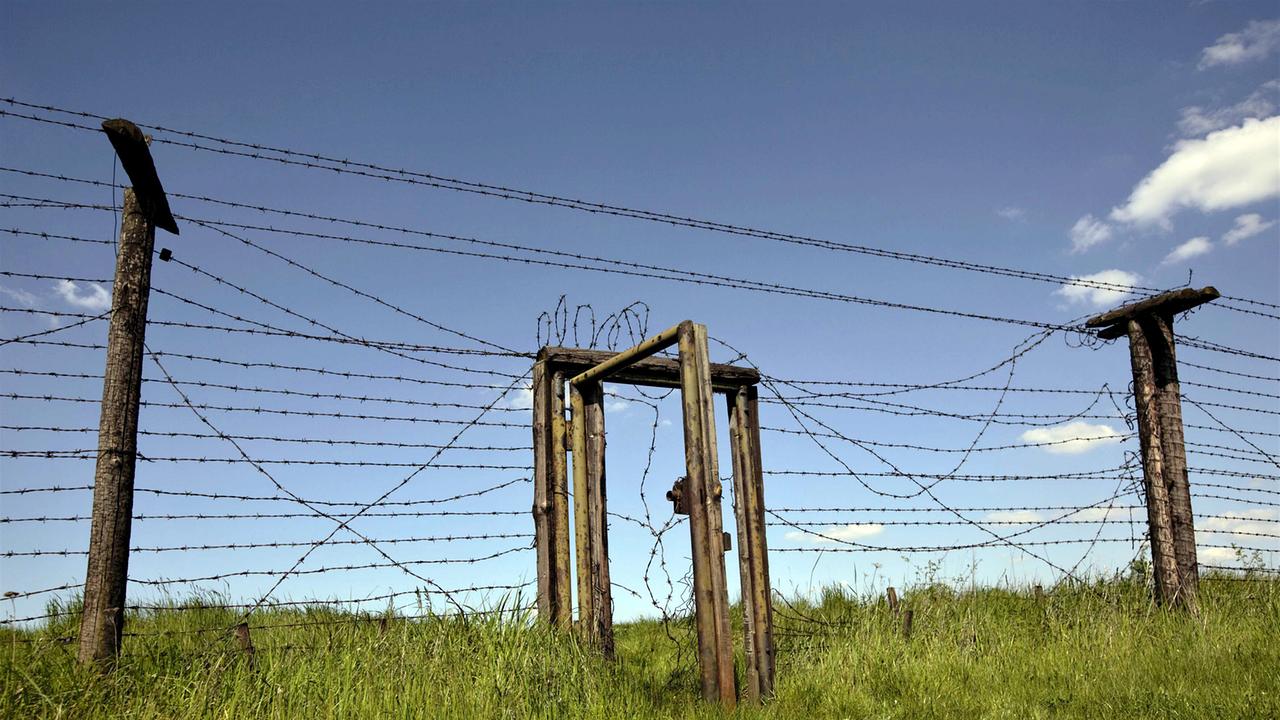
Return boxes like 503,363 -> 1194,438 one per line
234,623 -> 256,669
902,609 -> 914,640
1034,584 -> 1044,604
1088,287 -> 1216,612
886,587 -> 900,614
78,119 -> 178,666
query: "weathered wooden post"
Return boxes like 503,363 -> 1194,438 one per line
679,322 -> 736,706
78,119 -> 178,665
1087,287 -> 1218,612
886,587 -> 900,614
532,363 -> 573,628
727,383 -> 775,702
234,622 -> 257,669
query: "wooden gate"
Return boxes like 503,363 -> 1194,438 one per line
530,321 -> 774,706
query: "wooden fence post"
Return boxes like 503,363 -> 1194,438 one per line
1087,287 -> 1217,611
533,363 -> 574,628
1126,319 -> 1183,606
583,382 -> 613,657
728,384 -> 775,702
679,322 -> 736,707
78,119 -> 177,665
1148,314 -> 1199,608
886,587 -> 900,614
532,361 -> 554,621
234,623 -> 256,669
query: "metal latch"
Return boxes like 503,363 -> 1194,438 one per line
667,477 -> 689,515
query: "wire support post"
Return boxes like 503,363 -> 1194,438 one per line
1088,286 -> 1217,612
78,119 -> 178,666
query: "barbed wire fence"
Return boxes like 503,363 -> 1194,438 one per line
1,100 -> 1276,665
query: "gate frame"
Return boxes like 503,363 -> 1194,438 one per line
531,321 -> 774,706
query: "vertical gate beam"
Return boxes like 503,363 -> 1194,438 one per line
743,388 -> 775,695
678,322 -> 736,707
533,365 -> 573,627
584,382 -> 613,657
571,381 -> 612,652
550,371 -> 573,626
532,361 -> 554,621
728,385 -> 775,700
727,398 -> 758,701
569,384 -> 593,634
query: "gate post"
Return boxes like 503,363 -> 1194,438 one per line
727,384 -> 775,701
532,364 -> 573,627
678,322 -> 736,706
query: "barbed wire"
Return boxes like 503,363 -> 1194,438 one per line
2,112 -> 1275,318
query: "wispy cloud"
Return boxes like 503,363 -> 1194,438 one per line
785,523 -> 884,544
1068,214 -> 1114,253
0,285 -> 39,307
1073,506 -> 1133,522
996,206 -> 1026,222
985,510 -> 1042,523
1199,19 -> 1280,69
1162,236 -> 1213,264
53,280 -> 111,311
1109,117 -> 1280,229
1177,80 -> 1278,137
1054,270 -> 1139,309
1020,421 -> 1123,454
1222,213 -> 1277,245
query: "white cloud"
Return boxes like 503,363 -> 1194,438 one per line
1068,214 -> 1114,253
985,510 -> 1043,523
1223,213 -> 1277,245
1020,421 -> 1123,454
53,280 -> 111,311
0,285 -> 39,307
996,206 -> 1026,221
785,523 -> 884,544
1109,116 -> 1280,229
1177,80 -> 1279,137
604,399 -> 631,413
1199,19 -> 1280,69
502,382 -> 533,410
1200,508 -> 1279,538
1197,545 -> 1240,563
1162,236 -> 1213,264
1054,270 -> 1140,309
1073,506 -> 1132,522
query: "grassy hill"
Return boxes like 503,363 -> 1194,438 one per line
3,571 -> 1277,719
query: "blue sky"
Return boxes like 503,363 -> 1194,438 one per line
2,3 -> 1277,623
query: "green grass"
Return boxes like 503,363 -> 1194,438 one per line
3,573 -> 1277,719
